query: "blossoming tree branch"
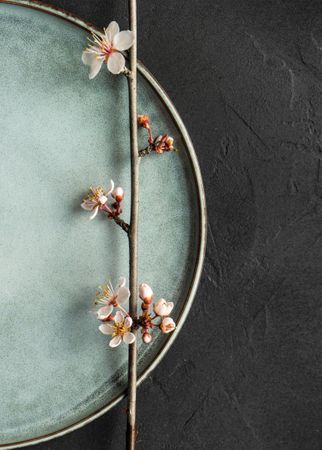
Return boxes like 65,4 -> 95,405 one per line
80,5 -> 176,449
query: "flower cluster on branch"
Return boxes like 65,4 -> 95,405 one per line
138,283 -> 176,343
95,278 -> 176,347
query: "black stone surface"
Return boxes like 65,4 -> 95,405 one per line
26,0 -> 322,448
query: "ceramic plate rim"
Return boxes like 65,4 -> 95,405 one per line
0,1 -> 207,448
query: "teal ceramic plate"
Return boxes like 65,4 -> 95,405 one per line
0,1 -> 206,448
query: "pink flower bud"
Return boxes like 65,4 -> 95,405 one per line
160,317 -> 176,334
142,331 -> 152,344
154,134 -> 175,153
139,283 -> 154,302
153,298 -> 174,316
112,187 -> 124,202
165,136 -> 174,150
137,115 -> 150,128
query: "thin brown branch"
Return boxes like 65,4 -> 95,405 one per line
112,216 -> 130,233
138,144 -> 153,157
126,0 -> 139,449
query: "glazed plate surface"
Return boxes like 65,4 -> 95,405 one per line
0,1 -> 205,448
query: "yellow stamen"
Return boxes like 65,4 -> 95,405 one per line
112,322 -> 130,337
96,284 -> 112,302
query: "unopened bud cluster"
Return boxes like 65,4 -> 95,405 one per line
137,115 -> 176,156
138,283 -> 176,344
153,134 -> 174,153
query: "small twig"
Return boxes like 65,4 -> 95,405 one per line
122,67 -> 133,78
112,216 -> 130,233
138,145 -> 154,157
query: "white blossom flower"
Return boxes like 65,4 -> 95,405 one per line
81,180 -> 114,220
96,277 -> 130,320
160,317 -> 176,334
82,21 -> 135,78
153,298 -> 174,317
99,311 -> 135,347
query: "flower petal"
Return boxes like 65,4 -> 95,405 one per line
107,52 -> 125,74
106,179 -> 115,196
82,51 -> 103,79
153,298 -> 174,316
104,21 -> 120,42
168,302 -> 174,314
99,323 -> 114,335
139,283 -> 153,302
81,50 -> 95,65
124,316 -> 133,328
97,305 -> 113,320
113,30 -> 135,51
160,317 -> 176,334
117,276 -> 126,290
89,59 -> 104,80
89,206 -> 99,220
109,335 -> 122,347
81,200 -> 95,211
117,286 -> 130,305
114,310 -> 125,325
123,332 -> 135,345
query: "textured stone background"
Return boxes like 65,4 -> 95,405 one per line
28,0 -> 322,449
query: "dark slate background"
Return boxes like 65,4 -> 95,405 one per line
28,0 -> 322,449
